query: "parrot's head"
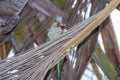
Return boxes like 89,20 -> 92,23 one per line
54,16 -> 65,30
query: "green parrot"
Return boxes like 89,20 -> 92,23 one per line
47,16 -> 65,40
46,16 -> 65,80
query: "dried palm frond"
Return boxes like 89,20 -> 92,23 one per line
101,16 -> 120,69
0,0 -> 119,80
0,11 -> 99,80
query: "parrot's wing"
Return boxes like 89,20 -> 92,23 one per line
47,27 -> 62,40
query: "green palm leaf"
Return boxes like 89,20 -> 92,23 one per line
92,44 -> 120,80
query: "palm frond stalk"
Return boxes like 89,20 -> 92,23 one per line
0,0 -> 120,80
90,59 -> 102,80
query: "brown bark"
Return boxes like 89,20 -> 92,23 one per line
0,0 -> 30,16
1,44 -> 7,59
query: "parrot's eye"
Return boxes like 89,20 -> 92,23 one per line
54,20 -> 57,22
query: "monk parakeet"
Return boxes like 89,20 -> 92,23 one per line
47,16 -> 65,41
46,16 -> 65,80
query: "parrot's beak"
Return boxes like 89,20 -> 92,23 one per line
58,22 -> 63,27
58,22 -> 65,29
